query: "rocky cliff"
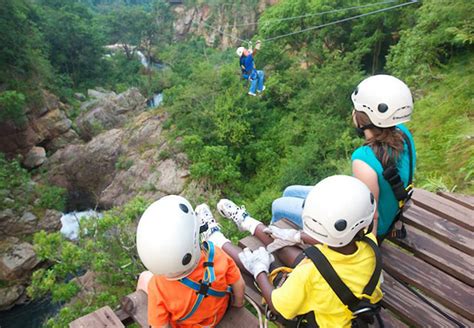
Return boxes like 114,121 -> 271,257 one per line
172,0 -> 279,48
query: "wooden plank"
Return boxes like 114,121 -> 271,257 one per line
438,191 -> 474,210
382,273 -> 472,327
411,188 -> 474,231
120,290 -> 148,327
217,306 -> 259,327
69,306 -> 125,328
382,243 -> 474,321
379,308 -> 409,328
390,224 -> 474,286
402,205 -> 474,255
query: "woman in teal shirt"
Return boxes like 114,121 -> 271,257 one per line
270,75 -> 416,243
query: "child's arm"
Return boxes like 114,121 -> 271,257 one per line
231,276 -> 245,307
255,272 -> 279,314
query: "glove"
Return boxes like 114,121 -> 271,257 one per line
264,226 -> 302,253
255,40 -> 262,50
238,247 -> 275,279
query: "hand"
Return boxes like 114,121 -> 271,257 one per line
254,40 -> 261,50
264,226 -> 302,253
238,247 -> 275,279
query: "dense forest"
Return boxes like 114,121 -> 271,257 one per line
0,0 -> 472,326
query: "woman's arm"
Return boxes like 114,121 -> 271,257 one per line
352,159 -> 379,234
231,276 -> 245,307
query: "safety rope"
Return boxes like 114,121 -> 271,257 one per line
224,0 -> 399,28
201,0 -> 418,45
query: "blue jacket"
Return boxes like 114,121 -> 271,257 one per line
240,53 -> 256,79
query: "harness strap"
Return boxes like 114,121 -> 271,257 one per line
303,236 -> 382,312
178,241 -> 232,322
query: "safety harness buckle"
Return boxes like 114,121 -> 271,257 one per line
197,281 -> 210,296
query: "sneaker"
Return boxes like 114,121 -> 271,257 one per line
257,86 -> 266,93
216,199 -> 249,231
195,203 -> 220,241
248,91 -> 257,96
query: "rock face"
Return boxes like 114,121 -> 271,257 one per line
0,90 -> 80,158
76,88 -> 146,140
0,285 -> 25,311
0,237 -> 39,281
172,0 -> 279,48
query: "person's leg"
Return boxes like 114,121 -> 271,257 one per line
257,70 -> 265,92
271,196 -> 305,227
249,76 -> 257,95
136,270 -> 153,293
217,200 -> 305,268
281,185 -> 313,198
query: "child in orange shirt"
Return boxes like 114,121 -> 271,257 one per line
136,195 -> 245,328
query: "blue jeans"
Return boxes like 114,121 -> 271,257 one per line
271,185 -> 313,227
248,70 -> 265,94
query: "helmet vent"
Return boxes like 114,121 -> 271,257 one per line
370,193 -> 375,204
179,203 -> 189,213
378,103 -> 389,113
334,219 -> 347,231
182,253 -> 192,265
312,218 -> 322,225
354,87 -> 359,95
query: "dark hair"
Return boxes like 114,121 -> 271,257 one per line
354,111 -> 404,167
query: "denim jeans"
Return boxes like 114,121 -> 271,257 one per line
249,70 -> 265,94
271,185 -> 313,227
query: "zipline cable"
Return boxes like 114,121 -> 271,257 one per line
200,21 -> 247,43
224,0 -> 399,28
201,0 -> 418,45
260,0 -> 418,42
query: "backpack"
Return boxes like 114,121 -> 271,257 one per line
303,236 -> 384,328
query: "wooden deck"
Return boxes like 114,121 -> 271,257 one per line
70,188 -> 473,327
239,188 -> 473,327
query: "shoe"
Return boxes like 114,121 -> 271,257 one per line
257,86 -> 266,93
248,91 -> 257,96
195,203 -> 220,241
217,199 -> 250,231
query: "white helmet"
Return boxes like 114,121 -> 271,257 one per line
302,175 -> 376,247
351,74 -> 413,128
236,46 -> 245,57
136,195 -> 201,280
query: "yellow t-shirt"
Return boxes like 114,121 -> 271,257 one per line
271,233 -> 383,328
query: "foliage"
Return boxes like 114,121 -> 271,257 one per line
407,54 -> 473,193
0,154 -> 67,213
0,90 -> 27,124
386,0 -> 474,86
28,197 -> 149,328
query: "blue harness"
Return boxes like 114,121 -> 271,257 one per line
178,241 -> 232,322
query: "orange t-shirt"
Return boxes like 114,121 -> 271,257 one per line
147,246 -> 241,327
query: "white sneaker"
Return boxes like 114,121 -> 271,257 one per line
217,199 -> 262,235
195,203 -> 220,241
248,91 -> 257,96
257,86 -> 266,93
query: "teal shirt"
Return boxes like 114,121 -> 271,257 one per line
351,124 -> 416,236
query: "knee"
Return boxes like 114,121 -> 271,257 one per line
282,185 -> 299,197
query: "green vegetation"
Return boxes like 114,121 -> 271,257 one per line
28,197 -> 149,328
0,0 -> 472,325
0,155 -> 66,213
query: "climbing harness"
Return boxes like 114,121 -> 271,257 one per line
304,236 -> 384,328
178,241 -> 232,322
374,131 -> 414,240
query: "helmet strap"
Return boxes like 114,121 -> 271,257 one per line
355,123 -> 376,138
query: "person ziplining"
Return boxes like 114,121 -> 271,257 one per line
236,40 -> 265,96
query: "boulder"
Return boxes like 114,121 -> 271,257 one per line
0,285 -> 25,311
45,129 -> 82,153
0,210 -> 38,236
76,88 -> 146,140
74,93 -> 86,101
87,89 -> 115,99
0,237 -> 39,281
38,209 -> 62,232
22,146 -> 46,169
